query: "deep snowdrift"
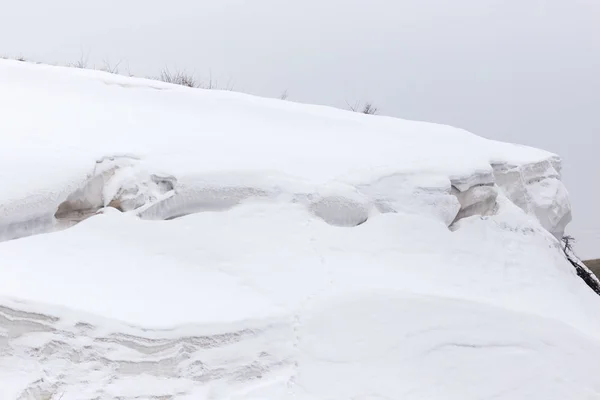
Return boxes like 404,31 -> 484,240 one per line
0,60 -> 599,399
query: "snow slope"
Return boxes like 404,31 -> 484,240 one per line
0,59 -> 599,399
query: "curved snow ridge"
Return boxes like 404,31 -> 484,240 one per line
0,153 -> 572,242
80,154 -> 574,237
0,299 -> 296,400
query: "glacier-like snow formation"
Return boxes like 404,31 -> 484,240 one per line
0,59 -> 597,400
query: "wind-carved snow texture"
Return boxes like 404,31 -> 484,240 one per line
12,154 -> 568,241
0,303 -> 295,399
55,155 -> 176,226
450,184 -> 498,224
0,61 -> 574,243
492,157 -> 571,239
4,289 -> 600,399
1,60 -> 597,400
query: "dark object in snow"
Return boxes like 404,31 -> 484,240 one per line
562,236 -> 600,296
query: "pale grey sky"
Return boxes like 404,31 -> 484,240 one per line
2,0 -> 598,257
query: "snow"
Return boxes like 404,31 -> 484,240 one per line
0,59 -> 599,399
294,292 -> 600,400
0,60 -> 559,231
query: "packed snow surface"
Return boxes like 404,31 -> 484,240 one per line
0,60 -> 598,399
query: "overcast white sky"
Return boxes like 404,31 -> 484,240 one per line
2,0 -> 598,257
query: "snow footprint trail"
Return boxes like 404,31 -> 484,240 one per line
287,217 -> 334,392
0,302 -> 296,400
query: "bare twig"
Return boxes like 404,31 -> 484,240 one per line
362,102 -> 378,115
345,100 -> 378,114
158,67 -> 199,88
562,235 -> 575,253
562,234 -> 600,296
101,59 -> 123,74
70,50 -> 90,69
345,100 -> 359,112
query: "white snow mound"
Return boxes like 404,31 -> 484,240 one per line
0,60 -> 598,400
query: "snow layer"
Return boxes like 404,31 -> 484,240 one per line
0,59 -> 571,240
0,60 -> 597,399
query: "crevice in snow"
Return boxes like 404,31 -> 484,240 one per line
54,156 -> 177,227
0,214 -> 56,243
137,186 -> 273,220
54,173 -> 107,224
2,154 -> 573,242
355,173 -> 461,227
449,182 -> 498,226
140,187 -> 372,228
